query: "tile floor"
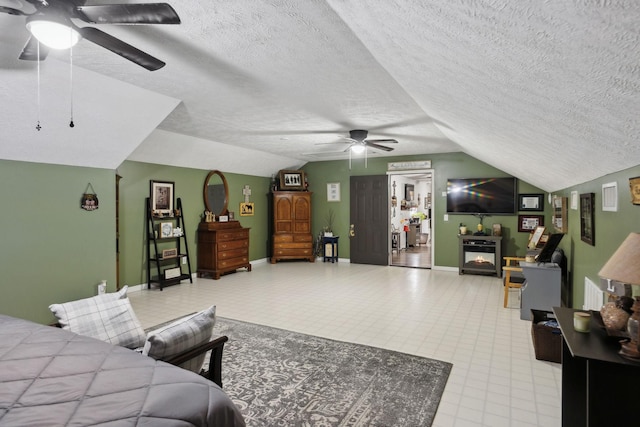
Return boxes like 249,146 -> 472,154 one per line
128,260 -> 562,427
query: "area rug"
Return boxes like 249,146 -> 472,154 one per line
210,317 -> 452,427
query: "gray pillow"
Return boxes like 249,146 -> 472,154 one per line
49,286 -> 146,349
143,305 -> 216,373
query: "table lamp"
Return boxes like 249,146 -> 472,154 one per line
598,232 -> 640,359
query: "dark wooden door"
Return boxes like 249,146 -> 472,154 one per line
350,175 -> 388,265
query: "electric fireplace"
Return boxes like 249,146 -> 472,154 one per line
459,235 -> 502,276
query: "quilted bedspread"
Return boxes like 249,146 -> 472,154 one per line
0,314 -> 245,426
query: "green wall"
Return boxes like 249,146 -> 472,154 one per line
553,165 -> 640,307
303,152 -> 546,267
117,161 -> 271,288
0,160 -> 116,324
3,155 -> 637,324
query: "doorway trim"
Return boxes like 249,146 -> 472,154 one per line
387,169 -> 435,268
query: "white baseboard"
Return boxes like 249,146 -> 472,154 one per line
431,266 -> 458,273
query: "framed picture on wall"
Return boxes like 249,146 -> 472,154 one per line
629,176 -> 640,205
518,193 -> 544,211
580,193 -> 595,246
405,184 -> 415,201
518,215 -> 544,232
327,183 -> 340,202
240,202 -> 254,216
150,180 -> 174,216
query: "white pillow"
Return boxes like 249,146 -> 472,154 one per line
49,286 -> 146,349
143,305 -> 216,373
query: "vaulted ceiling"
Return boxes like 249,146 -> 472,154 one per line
1,1 -> 638,191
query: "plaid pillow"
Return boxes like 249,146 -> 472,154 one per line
143,305 -> 216,373
49,287 -> 146,349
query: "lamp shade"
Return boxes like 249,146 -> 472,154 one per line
26,16 -> 81,50
598,232 -> 640,285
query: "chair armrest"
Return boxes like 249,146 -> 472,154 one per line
503,266 -> 523,272
163,335 -> 229,388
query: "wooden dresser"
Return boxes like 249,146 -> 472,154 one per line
197,221 -> 251,279
271,191 -> 315,263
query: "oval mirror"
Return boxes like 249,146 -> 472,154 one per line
203,170 -> 229,217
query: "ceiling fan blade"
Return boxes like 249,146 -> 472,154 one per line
19,36 -> 49,61
365,142 -> 395,152
75,3 -> 180,24
366,138 -> 398,144
0,5 -> 28,15
77,26 -> 165,71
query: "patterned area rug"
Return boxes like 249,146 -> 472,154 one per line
211,317 -> 452,427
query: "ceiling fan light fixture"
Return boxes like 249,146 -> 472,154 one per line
351,144 -> 366,154
26,16 -> 81,50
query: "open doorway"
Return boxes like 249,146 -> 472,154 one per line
388,170 -> 433,269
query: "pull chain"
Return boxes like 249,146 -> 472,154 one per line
69,34 -> 75,128
35,41 -> 41,131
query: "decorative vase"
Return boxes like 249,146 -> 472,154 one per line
627,298 -> 640,342
459,226 -> 467,235
620,297 -> 640,359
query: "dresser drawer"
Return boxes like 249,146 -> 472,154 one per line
219,256 -> 249,269
218,229 -> 250,241
218,239 -> 249,251
218,247 -> 248,260
274,242 -> 312,250
273,234 -> 293,243
274,234 -> 312,243
273,248 -> 313,257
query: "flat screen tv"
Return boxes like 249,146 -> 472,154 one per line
446,177 -> 517,215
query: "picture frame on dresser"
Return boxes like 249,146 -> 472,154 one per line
150,180 -> 174,215
279,170 -> 305,191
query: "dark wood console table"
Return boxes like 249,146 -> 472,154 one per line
553,306 -> 640,427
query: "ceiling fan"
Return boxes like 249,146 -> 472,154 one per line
336,129 -> 399,153
1,0 -> 180,71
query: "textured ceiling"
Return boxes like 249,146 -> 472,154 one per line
1,1 -> 639,191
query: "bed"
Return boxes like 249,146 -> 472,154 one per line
0,314 -> 245,426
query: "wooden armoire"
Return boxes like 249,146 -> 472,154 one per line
271,191 -> 315,263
